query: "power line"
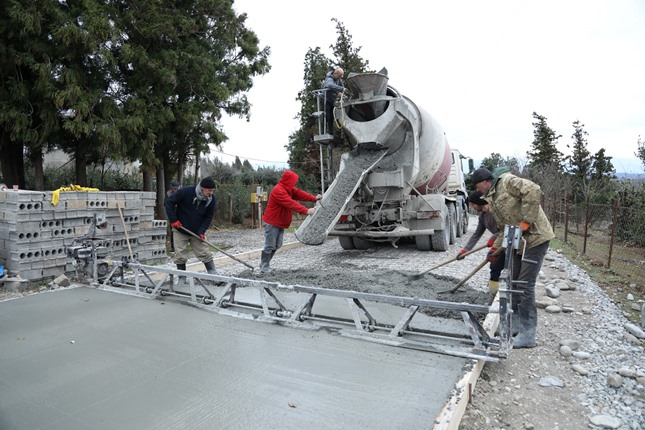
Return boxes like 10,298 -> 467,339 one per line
210,150 -> 290,165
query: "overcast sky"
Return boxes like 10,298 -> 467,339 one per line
217,0 -> 645,173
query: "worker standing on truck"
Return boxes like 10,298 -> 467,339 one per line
165,176 -> 219,278
456,190 -> 505,295
323,67 -> 345,136
260,170 -> 322,274
471,166 -> 555,349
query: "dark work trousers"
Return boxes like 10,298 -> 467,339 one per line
325,101 -> 335,135
489,250 -> 505,281
511,241 -> 550,327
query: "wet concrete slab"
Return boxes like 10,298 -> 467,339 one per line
0,286 -> 469,430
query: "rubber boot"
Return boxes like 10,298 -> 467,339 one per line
510,312 -> 520,336
487,280 -> 499,295
259,251 -> 273,274
513,313 -> 537,349
176,263 -> 187,284
204,260 -> 218,275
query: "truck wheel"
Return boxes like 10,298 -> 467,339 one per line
338,236 -> 356,250
456,205 -> 464,238
431,213 -> 450,251
461,207 -> 469,235
448,204 -> 457,244
353,237 -> 372,250
415,235 -> 432,251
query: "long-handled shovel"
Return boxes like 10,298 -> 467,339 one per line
439,247 -> 505,294
178,226 -> 255,271
409,244 -> 487,281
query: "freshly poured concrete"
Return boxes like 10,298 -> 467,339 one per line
0,287 -> 468,430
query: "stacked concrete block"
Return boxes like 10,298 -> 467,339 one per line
0,189 -> 168,284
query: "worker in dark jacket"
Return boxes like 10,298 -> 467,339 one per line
323,68 -> 345,135
456,190 -> 504,295
472,166 -> 555,349
165,176 -> 218,277
260,170 -> 321,274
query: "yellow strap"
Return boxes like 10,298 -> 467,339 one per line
51,184 -> 100,206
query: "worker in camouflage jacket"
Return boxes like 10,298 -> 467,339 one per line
471,166 -> 555,348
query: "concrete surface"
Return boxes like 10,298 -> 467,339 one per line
0,286 -> 468,430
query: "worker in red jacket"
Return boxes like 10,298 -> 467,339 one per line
260,170 -> 321,274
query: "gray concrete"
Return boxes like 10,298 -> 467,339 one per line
0,286 -> 468,430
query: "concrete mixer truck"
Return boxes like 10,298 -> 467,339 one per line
295,70 -> 473,252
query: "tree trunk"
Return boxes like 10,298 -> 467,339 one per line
0,132 -> 26,188
75,142 -> 88,186
162,153 -> 176,191
193,149 -> 200,181
155,163 -> 166,220
32,147 -> 45,190
142,168 -> 153,191
177,153 -> 185,185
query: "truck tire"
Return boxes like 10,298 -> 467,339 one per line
415,235 -> 432,251
353,237 -> 372,250
461,205 -> 469,235
456,204 -> 465,238
338,236 -> 356,250
431,213 -> 450,251
448,204 -> 457,245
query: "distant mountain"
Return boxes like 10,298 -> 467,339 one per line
616,172 -> 645,180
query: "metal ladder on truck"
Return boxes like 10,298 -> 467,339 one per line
312,88 -> 337,193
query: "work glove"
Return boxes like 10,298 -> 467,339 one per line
171,220 -> 182,229
456,249 -> 468,260
487,236 -> 495,247
199,233 -> 206,241
487,248 -> 498,263
519,221 -> 530,232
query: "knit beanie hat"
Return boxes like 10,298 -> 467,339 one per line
199,176 -> 216,189
471,168 -> 493,184
468,190 -> 488,206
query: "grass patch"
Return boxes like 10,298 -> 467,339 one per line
551,230 -> 644,325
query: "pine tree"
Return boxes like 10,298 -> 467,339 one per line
636,135 -> 645,172
481,153 -> 521,174
590,148 -> 615,182
526,112 -> 563,172
565,120 -> 592,197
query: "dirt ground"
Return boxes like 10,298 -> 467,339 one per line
457,257 -> 644,430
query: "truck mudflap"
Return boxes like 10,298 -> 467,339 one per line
295,147 -> 388,245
